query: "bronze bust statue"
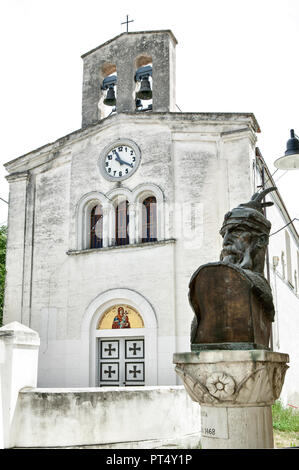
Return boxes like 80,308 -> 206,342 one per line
189,187 -> 277,351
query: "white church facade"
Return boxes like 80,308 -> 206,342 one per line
3,30 -> 299,404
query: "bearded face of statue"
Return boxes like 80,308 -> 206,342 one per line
220,224 -> 268,274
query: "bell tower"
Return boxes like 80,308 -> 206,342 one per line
81,30 -> 177,127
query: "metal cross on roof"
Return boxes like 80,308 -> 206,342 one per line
121,15 -> 134,33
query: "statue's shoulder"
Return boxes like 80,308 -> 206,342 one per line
189,261 -> 275,322
189,261 -> 250,287
189,262 -> 223,288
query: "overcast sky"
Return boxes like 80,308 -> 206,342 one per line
0,0 -> 298,229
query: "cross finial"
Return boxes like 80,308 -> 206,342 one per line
121,14 -> 134,33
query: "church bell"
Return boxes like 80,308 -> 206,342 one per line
101,75 -> 117,107
136,76 -> 152,100
104,85 -> 116,106
135,65 -> 153,101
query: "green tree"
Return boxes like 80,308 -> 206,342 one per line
0,225 -> 7,326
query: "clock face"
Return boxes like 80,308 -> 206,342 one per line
100,140 -> 141,181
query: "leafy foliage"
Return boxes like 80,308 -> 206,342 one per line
0,225 -> 7,326
272,400 -> 299,432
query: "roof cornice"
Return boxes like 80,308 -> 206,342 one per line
81,30 -> 178,59
4,112 -> 260,174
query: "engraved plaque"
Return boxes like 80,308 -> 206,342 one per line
201,406 -> 228,439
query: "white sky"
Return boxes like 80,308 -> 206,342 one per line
0,0 -> 298,229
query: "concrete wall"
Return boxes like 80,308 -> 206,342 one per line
12,386 -> 201,449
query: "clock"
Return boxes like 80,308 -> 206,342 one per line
99,139 -> 141,181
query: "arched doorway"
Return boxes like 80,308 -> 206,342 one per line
82,288 -> 158,386
97,304 -> 145,386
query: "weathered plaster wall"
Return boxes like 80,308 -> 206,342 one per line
266,202 -> 299,407
251,163 -> 299,407
0,324 -> 200,449
81,30 -> 177,125
172,126 -> 256,351
3,112 -> 258,388
12,386 -> 201,449
4,173 -> 28,325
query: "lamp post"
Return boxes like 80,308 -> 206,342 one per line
274,129 -> 299,170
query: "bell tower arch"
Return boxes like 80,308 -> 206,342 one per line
81,30 -> 177,126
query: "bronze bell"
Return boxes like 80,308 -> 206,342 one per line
104,85 -> 116,106
136,76 -> 152,100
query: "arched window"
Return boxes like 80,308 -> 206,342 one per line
90,204 -> 103,248
142,196 -> 157,243
76,192 -> 109,250
116,200 -> 129,246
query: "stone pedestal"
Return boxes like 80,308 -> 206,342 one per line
173,350 -> 289,449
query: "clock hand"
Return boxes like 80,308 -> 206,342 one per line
115,151 -> 124,165
121,160 -> 133,168
115,151 -> 133,168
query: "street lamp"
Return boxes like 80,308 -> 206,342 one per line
274,129 -> 299,170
